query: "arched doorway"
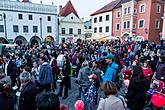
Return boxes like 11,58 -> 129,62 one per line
14,36 -> 27,46
0,37 -> 8,44
30,36 -> 41,47
45,35 -> 54,43
122,33 -> 130,41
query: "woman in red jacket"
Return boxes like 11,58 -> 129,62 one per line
142,61 -> 153,81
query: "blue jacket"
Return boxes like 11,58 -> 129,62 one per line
39,62 -> 54,85
102,62 -> 118,83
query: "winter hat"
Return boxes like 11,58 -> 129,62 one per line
104,54 -> 114,59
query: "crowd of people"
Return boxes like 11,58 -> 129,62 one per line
0,39 -> 164,110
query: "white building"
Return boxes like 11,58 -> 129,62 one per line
84,19 -> 92,39
90,1 -> 117,40
58,1 -> 84,43
0,0 -> 58,45
162,1 -> 165,39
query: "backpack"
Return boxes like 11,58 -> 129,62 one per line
36,91 -> 60,110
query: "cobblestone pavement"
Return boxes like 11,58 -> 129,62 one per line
56,77 -> 105,110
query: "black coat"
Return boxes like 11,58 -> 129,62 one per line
19,81 -> 37,110
0,93 -> 15,110
125,77 -> 150,110
6,60 -> 17,77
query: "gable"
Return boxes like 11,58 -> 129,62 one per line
60,13 -> 83,23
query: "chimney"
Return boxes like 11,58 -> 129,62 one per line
59,5 -> 62,12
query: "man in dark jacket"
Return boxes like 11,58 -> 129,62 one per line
19,71 -> 37,110
39,57 -> 54,92
156,55 -> 165,82
3,55 -> 17,87
57,55 -> 71,99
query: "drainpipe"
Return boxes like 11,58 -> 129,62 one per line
130,0 -> 135,39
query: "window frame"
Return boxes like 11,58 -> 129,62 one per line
99,16 -> 102,22
106,15 -> 109,21
33,26 -> 38,33
155,19 -> 160,29
47,26 -> 52,33
156,4 -> 161,13
28,15 -> 33,20
23,25 -> 28,33
69,28 -> 73,34
116,23 -> 120,31
138,19 -> 145,28
0,25 -> 4,32
61,28 -> 65,34
13,25 -> 19,32
139,4 -> 146,13
18,14 -> 23,20
105,26 -> 109,32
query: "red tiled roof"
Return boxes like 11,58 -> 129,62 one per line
59,1 -> 79,18
91,0 -> 121,16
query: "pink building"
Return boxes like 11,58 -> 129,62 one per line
113,0 -> 164,43
92,0 -> 164,43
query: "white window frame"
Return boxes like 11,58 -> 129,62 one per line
124,21 -> 127,29
134,9 -> 137,14
157,4 -> 161,13
0,14 -> 3,21
155,19 -> 160,29
116,23 -> 120,31
139,4 -> 146,13
116,11 -> 121,18
133,24 -> 136,29
128,7 -> 131,14
124,8 -> 127,15
138,19 -> 145,28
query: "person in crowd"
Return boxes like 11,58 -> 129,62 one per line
125,66 -> 150,110
39,56 -> 54,92
141,61 -> 153,81
77,60 -> 92,99
2,55 -> 17,87
148,51 -> 158,73
57,55 -> 71,99
97,81 -> 125,110
156,54 -> 165,82
0,78 -> 15,110
19,71 -> 37,110
102,54 -> 118,83
31,62 -> 40,86
86,74 -> 99,110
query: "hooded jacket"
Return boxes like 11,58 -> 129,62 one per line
102,62 -> 118,83
39,62 -> 54,85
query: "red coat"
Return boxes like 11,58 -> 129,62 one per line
142,67 -> 153,80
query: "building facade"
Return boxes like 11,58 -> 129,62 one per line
92,0 -> 164,43
0,0 -> 58,45
84,19 -> 92,39
162,0 -> 165,39
58,1 -> 84,44
91,0 -> 120,39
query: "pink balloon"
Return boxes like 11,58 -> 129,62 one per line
74,100 -> 84,110
151,94 -> 165,108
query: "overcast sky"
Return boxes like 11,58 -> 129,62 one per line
30,0 -> 113,21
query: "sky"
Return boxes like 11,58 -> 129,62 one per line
30,0 -> 113,21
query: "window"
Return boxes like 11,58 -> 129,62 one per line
133,24 -> 136,29
134,9 -> 137,14
94,17 -> 97,23
140,4 -> 145,13
71,17 -> 73,19
48,16 -> 51,21
124,8 -> 127,14
99,16 -> 102,22
106,15 -> 109,21
69,28 -> 73,34
23,25 -> 28,33
89,26 -> 92,29
157,4 -> 161,13
139,20 -> 144,28
99,27 -> 102,32
47,26 -> 52,33
13,25 -> 19,32
33,26 -> 38,33
117,11 -> 121,18
116,24 -> 120,30
105,26 -> 109,32
124,22 -> 127,29
127,21 -> 130,28
18,14 -> 23,20
85,26 -> 87,29
0,25 -> 4,32
128,7 -> 131,14
78,29 -> 81,34
0,14 -> 2,21
155,20 -> 160,29
29,15 -> 32,20
94,27 -> 97,33
61,28 -> 65,34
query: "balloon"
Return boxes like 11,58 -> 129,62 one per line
74,100 -> 84,110
151,93 -> 165,108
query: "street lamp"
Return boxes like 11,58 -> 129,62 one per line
3,13 -> 7,41
40,17 -> 43,42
